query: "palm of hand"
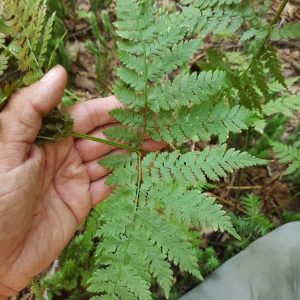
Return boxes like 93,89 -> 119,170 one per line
0,139 -> 92,293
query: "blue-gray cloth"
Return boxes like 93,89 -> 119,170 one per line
181,222 -> 300,300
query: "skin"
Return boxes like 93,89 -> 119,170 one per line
0,66 -> 165,299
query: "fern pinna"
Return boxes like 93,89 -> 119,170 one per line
0,0 -> 56,102
272,142 -> 300,175
86,1 -> 266,299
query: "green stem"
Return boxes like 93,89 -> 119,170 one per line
270,0 -> 289,27
236,129 -> 250,199
65,89 -> 81,101
255,0 -> 288,57
71,131 -> 140,152
252,0 -> 289,60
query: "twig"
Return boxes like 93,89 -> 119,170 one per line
226,185 -> 262,190
207,193 -> 247,214
272,40 -> 300,49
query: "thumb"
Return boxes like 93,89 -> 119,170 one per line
1,65 -> 68,144
0,66 -> 67,167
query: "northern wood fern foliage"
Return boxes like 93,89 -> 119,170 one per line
0,0 -> 56,99
86,1 -> 266,299
272,142 -> 300,175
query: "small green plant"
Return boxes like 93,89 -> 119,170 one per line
223,194 -> 273,260
231,194 -> 273,248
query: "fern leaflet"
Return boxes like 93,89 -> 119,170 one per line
272,142 -> 300,175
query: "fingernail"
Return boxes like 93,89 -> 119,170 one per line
41,66 -> 59,82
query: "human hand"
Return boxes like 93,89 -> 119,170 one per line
0,66 -> 165,298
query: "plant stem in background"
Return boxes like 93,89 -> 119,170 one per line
65,89 -> 81,102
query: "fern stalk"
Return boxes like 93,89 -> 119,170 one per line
72,131 -> 140,152
247,0 -> 289,71
256,0 -> 289,56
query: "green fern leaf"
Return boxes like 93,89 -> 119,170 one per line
272,22 -> 300,41
146,184 -> 238,237
38,12 -> 56,67
146,103 -> 251,144
272,142 -> 300,175
148,70 -> 227,112
262,95 -> 300,117
261,46 -> 286,87
0,52 -> 8,76
104,126 -> 142,146
142,145 -> 266,186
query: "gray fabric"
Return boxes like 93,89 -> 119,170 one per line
181,222 -> 300,300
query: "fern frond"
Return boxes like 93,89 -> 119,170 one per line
181,0 -> 241,8
111,104 -> 251,145
38,12 -> 56,67
142,145 -> 266,186
146,184 -> 238,236
91,185 -> 199,298
0,33 -> 8,76
86,1 -> 269,299
147,103 -> 251,144
115,0 -> 201,102
149,40 -> 202,81
272,22 -> 300,40
148,70 -> 227,112
0,0 -> 56,85
181,0 -> 246,36
272,142 -> 300,175
136,208 -> 202,279
91,144 -> 265,298
261,46 -> 286,87
104,126 -> 142,146
232,194 -> 273,243
251,58 -> 269,99
240,28 -> 267,43
22,69 -> 43,85
0,52 -> 8,76
262,95 -> 300,117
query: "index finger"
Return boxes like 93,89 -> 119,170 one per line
69,96 -> 123,134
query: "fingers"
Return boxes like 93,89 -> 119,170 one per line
69,96 -> 123,134
86,139 -> 166,206
0,66 -> 67,166
142,140 -> 166,152
1,66 -> 67,144
90,178 -> 114,206
84,149 -> 127,181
